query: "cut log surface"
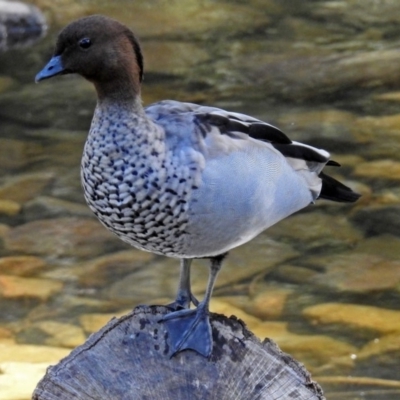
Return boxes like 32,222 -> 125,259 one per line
32,305 -> 325,400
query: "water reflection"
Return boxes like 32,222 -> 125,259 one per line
0,1 -> 400,399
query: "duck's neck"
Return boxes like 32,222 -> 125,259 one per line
92,57 -> 143,108
94,77 -> 142,108
92,92 -> 153,140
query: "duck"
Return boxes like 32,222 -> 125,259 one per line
35,14 -> 360,358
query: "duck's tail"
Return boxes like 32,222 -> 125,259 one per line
318,171 -> 361,203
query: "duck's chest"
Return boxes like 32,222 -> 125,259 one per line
80,113 -> 200,256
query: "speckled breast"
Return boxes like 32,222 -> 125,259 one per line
80,108 -> 200,257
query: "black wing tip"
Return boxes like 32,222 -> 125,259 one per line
326,159 -> 341,167
248,123 -> 292,144
196,113 -> 293,145
318,172 -> 361,203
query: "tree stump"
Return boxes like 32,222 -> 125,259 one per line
32,305 -> 325,400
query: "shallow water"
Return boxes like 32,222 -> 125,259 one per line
1,0 -> 400,399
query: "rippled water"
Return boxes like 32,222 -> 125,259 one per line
1,1 -> 400,399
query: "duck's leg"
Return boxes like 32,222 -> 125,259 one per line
161,253 -> 226,358
167,258 -> 198,310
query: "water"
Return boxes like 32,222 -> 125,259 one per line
1,1 -> 400,399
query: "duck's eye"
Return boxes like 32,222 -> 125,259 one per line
79,38 -> 92,49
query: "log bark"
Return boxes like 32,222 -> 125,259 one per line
32,305 -> 325,400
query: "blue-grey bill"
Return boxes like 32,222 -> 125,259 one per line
35,55 -> 64,82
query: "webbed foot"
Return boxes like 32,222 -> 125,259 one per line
160,254 -> 225,357
162,254 -> 225,358
160,305 -> 212,357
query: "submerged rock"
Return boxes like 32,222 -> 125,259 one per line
3,217 -> 128,259
358,334 -> 400,361
23,195 -> 93,221
354,334 -> 400,380
210,298 -> 264,331
0,325 -> 13,342
311,0 -> 400,28
0,172 -> 54,204
277,334 -> 357,370
232,48 -> 400,102
0,255 -> 46,276
0,275 -> 63,300
76,249 -> 154,288
0,79 -> 95,129
354,235 -> 400,260
0,342 -> 69,363
0,199 -> 20,217
354,160 -> 400,181
0,138 -> 45,170
18,320 -> 86,348
273,264 -> 319,285
277,109 -> 358,151
233,286 -> 292,320
94,0 -> 274,39
307,252 -> 400,293
79,312 -> 126,334
0,75 -> 14,93
267,211 -> 363,248
351,205 -> 400,236
303,303 -> 400,335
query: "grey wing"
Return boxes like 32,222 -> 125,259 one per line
145,99 -> 331,166
145,99 -> 291,144
145,100 -> 359,203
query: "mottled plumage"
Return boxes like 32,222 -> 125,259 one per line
81,102 -> 200,256
36,15 -> 360,358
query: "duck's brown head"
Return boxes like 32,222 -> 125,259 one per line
36,15 -> 144,101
